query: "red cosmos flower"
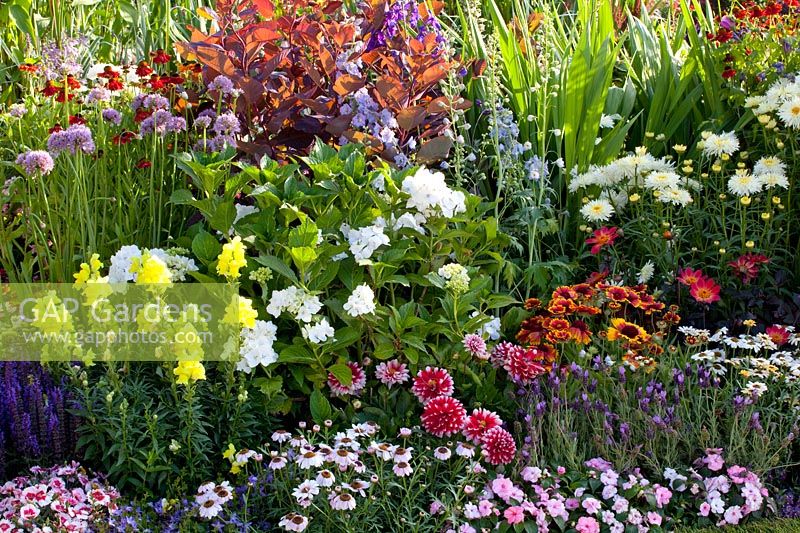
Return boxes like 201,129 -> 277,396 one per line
480,427 -> 516,465
411,367 -> 454,403
689,277 -> 721,304
151,49 -> 171,64
722,67 -> 737,79
65,75 -> 81,89
463,408 -> 502,444
136,159 -> 152,169
136,61 -> 154,77
68,115 -> 86,125
677,267 -> 704,286
585,226 -> 620,255
421,396 -> 466,437
134,109 -> 153,123
766,325 -> 790,346
48,124 -> 63,134
728,253 -> 769,284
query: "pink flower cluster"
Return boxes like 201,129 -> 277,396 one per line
453,450 -> 769,532
410,367 -> 516,465
0,462 -> 118,532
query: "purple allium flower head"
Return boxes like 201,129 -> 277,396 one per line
208,75 -> 235,96
213,112 -> 241,136
16,150 -> 55,176
86,87 -> 112,104
8,104 -> 27,118
40,36 -> 87,79
194,115 -> 213,130
719,15 -> 736,30
47,124 -> 95,156
101,108 -> 122,125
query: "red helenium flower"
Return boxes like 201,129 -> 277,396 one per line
421,396 -> 466,437
411,367 -> 454,403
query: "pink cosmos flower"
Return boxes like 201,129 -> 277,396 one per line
575,516 -> 600,533
504,506 -> 525,525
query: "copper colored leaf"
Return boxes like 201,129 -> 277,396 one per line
319,47 -> 337,77
421,63 -> 449,86
252,0 -> 274,18
325,114 -> 352,137
396,105 -> 427,130
193,44 -> 237,77
416,137 -> 452,163
418,0 -> 444,18
333,74 -> 366,96
472,59 -> 487,77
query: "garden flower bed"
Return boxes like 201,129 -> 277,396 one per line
0,0 -> 799,530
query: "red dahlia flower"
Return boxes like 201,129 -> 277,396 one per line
689,277 -> 721,304
480,427 -> 516,465
463,408 -> 502,444
421,396 -> 466,437
504,346 -> 547,384
411,367 -> 454,403
585,226 -> 620,255
327,362 -> 366,397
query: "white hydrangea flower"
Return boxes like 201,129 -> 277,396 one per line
230,204 -> 260,234
267,286 -> 323,323
343,284 -> 376,317
302,318 -> 335,344
237,320 -> 278,373
401,167 -> 466,220
343,222 -> 390,264
108,245 -> 143,283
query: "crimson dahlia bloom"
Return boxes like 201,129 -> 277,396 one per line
677,267 -> 704,286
